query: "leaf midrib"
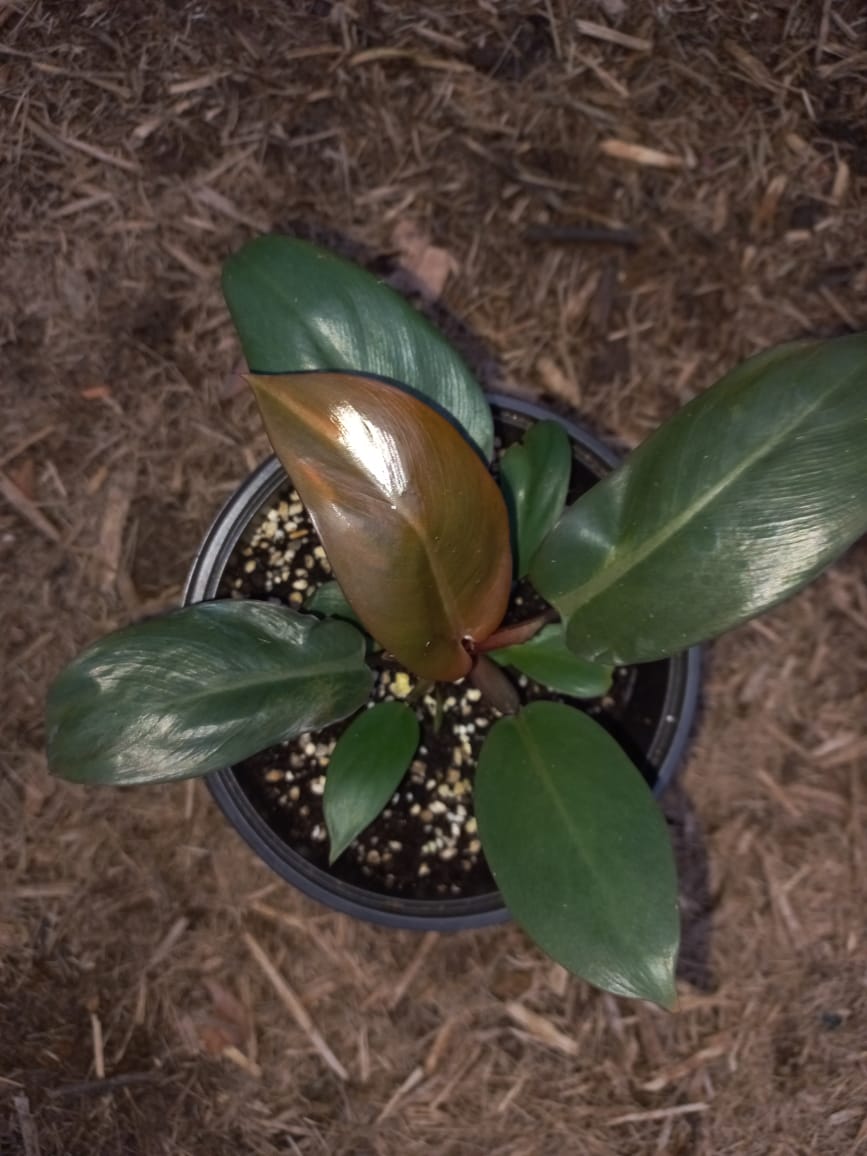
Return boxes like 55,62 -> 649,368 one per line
136,656 -> 362,709
514,714 -> 652,979
242,262 -> 380,372
561,349 -> 859,618
280,383 -> 476,645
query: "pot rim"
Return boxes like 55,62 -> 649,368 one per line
184,394 -> 702,931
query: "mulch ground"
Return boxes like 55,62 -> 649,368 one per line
2,2 -> 867,1154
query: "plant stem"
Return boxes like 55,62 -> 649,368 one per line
407,678 -> 434,706
475,608 -> 558,654
433,686 -> 445,734
469,654 -> 520,715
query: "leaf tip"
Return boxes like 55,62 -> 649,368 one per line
244,371 -> 269,396
650,976 -> 679,1013
628,958 -> 678,1011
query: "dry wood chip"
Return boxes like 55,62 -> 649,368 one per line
27,117 -> 140,172
755,768 -> 802,819
818,285 -> 860,333
349,48 -> 473,72
220,1045 -> 262,1078
427,1043 -> 482,1111
250,901 -> 361,975
565,270 -> 602,327
752,174 -> 787,234
599,138 -> 686,169
7,457 -> 34,501
575,19 -> 652,52
505,1001 -> 578,1057
51,192 -> 114,218
0,470 -> 61,543
13,1095 -> 41,1156
815,0 -> 833,63
813,734 -> 867,769
392,221 -> 458,301
357,1026 -> 371,1085
196,979 -> 251,1053
376,1065 -> 425,1122
830,160 -> 850,206
13,884 -> 72,899
376,1068 -> 427,1123
194,186 -> 269,232
851,1111 -> 867,1149
830,1108 -> 863,1127
818,50 -> 867,81
243,932 -> 348,1081
283,44 -> 342,61
362,930 -> 439,1010
162,242 -> 211,280
98,470 -> 135,594
724,40 -> 780,91
423,1015 -> 460,1076
496,1073 -> 528,1114
144,917 -> 189,973
536,355 -> 577,403
788,784 -> 847,820
131,115 -> 164,142
90,1013 -> 105,1080
640,1042 -> 730,1092
167,72 -> 229,95
30,60 -> 131,99
0,425 -> 57,470
607,1102 -> 709,1125
759,852 -> 805,949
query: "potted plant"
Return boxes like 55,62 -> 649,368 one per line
46,236 -> 867,1008
183,393 -> 701,943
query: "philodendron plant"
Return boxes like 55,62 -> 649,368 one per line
47,236 -> 867,1008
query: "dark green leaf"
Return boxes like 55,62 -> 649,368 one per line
475,702 -> 679,1007
324,701 -> 420,864
46,601 -> 373,786
490,624 -> 612,698
499,420 -> 572,576
305,580 -> 361,627
531,335 -> 867,664
249,370 -> 512,682
222,234 -> 494,458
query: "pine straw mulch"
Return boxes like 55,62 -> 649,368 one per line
2,1 -> 867,1153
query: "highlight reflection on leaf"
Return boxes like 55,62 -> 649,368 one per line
249,371 -> 513,681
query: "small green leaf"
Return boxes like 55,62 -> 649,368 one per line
324,701 -> 420,864
499,420 -> 572,576
249,370 -> 512,682
475,702 -> 679,1007
222,234 -> 494,458
531,334 -> 867,664
305,580 -> 361,627
490,624 -> 612,698
46,602 -> 373,786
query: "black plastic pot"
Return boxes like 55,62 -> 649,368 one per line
185,395 -> 702,932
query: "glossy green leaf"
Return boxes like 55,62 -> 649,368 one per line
531,335 -> 867,664
475,702 -> 679,1007
499,420 -> 572,576
324,701 -> 420,864
490,624 -> 612,698
46,601 -> 373,786
249,370 -> 512,682
222,234 -> 494,458
305,580 -> 361,627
